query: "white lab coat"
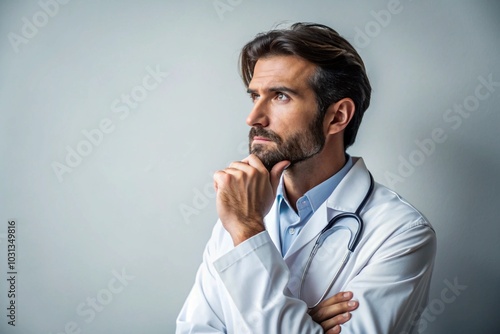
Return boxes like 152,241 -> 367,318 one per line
176,157 -> 436,334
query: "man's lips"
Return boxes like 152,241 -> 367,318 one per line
252,136 -> 273,143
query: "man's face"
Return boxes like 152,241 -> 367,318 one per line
246,56 -> 325,171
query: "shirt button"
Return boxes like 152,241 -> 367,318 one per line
289,227 -> 296,235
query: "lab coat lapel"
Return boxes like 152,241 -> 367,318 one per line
283,157 -> 372,260
283,202 -> 327,260
263,199 -> 281,252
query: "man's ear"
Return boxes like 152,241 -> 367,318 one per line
323,98 -> 356,135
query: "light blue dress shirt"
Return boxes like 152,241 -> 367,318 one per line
277,155 -> 353,256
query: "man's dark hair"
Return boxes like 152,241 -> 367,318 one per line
240,22 -> 372,150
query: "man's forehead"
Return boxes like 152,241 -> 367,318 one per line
249,55 -> 316,89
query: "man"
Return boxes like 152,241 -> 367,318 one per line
177,22 -> 436,333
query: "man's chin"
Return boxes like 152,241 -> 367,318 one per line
250,146 -> 289,171
256,155 -> 284,172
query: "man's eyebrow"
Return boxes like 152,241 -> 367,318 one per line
247,86 -> 300,96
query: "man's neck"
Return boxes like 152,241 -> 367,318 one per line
282,151 -> 346,211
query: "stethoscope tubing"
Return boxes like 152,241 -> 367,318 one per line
299,173 -> 375,309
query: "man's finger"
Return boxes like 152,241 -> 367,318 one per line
228,160 -> 255,174
311,300 -> 359,323
322,312 -> 351,333
213,170 -> 229,190
243,154 -> 268,173
310,291 -> 353,315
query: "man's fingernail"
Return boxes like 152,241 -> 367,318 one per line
343,312 -> 349,318
343,292 -> 350,298
348,301 -> 356,307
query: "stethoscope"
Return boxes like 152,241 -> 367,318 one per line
298,172 -> 375,309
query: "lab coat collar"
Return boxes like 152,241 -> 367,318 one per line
326,157 -> 371,213
264,157 -> 372,259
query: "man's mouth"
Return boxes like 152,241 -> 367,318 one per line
249,127 -> 282,146
252,136 -> 273,143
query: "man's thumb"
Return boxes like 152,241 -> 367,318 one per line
270,160 -> 290,191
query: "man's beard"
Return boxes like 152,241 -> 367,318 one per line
248,111 -> 325,171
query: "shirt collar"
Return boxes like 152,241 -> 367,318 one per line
276,154 -> 353,212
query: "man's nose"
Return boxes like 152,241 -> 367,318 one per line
246,101 -> 269,127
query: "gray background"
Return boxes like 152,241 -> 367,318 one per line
1,0 -> 499,333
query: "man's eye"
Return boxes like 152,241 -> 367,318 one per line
276,93 -> 289,101
250,93 -> 259,102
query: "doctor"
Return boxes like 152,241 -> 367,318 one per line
177,22 -> 436,333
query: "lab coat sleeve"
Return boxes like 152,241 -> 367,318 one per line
213,231 -> 324,334
176,234 -> 227,333
340,220 -> 437,334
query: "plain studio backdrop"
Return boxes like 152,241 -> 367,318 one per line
1,1 -> 499,333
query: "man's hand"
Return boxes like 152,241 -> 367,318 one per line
213,154 -> 289,246
309,291 -> 359,333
